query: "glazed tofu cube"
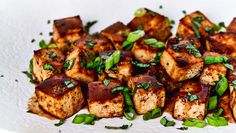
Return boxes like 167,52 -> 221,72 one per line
101,22 -> 130,49
73,34 -> 114,55
35,74 -> 85,119
218,93 -> 235,123
102,51 -> 133,81
160,36 -> 204,82
128,75 -> 165,114
177,11 -> 215,40
227,18 -> 236,32
53,16 -> 85,52
33,48 -> 65,83
200,52 -> 227,85
146,65 -> 183,92
131,38 -> 164,63
88,80 -> 124,118
127,8 -> 171,42
173,81 -> 210,120
64,47 -> 96,83
206,32 -> 236,57
227,59 -> 236,120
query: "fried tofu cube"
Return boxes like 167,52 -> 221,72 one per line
102,51 -> 133,81
218,93 -> 235,123
146,65 -> 183,92
200,52 -> 227,85
35,74 -> 85,119
173,81 -> 210,120
88,80 -> 124,118
128,8 -> 171,42
53,16 -> 85,52
206,32 -> 236,57
128,75 -> 165,114
227,58 -> 236,120
73,34 -> 114,55
33,48 -> 65,83
177,11 -> 215,40
127,8 -> 171,42
131,38 -> 164,63
64,47 -> 96,83
227,18 -> 236,32
160,36 -> 204,82
101,22 -> 130,49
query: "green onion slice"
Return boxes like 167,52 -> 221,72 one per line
183,118 -> 207,128
204,56 -> 228,64
134,8 -> 147,17
215,76 -> 228,96
208,96 -> 217,111
144,38 -> 165,48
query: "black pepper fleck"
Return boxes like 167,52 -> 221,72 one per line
39,32 -> 43,35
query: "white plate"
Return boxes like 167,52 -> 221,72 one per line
0,0 -> 236,132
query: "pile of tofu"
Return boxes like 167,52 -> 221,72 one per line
30,8 -> 236,122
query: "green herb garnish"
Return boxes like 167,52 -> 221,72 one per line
122,30 -> 145,50
206,115 -> 228,127
86,40 -> 97,49
47,51 -> 57,60
204,56 -> 228,64
72,114 -> 96,125
224,63 -> 234,70
177,127 -> 188,130
160,117 -> 175,127
64,80 -> 75,89
105,124 -> 132,130
103,79 -> 110,86
143,108 -> 162,121
105,50 -> 121,70
84,20 -> 98,33
183,118 -> 206,128
134,8 -> 146,17
64,58 -> 76,70
187,92 -> 198,102
215,76 -> 228,96
186,44 -> 201,58
54,120 -> 65,127
144,38 -> 165,48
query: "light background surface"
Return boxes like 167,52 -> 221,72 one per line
0,0 -> 236,132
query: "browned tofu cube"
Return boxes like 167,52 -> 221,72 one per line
73,34 -> 114,55
53,16 -> 85,52
227,58 -> 236,120
131,38 -> 164,63
88,80 -> 124,118
101,22 -> 130,49
227,18 -> 236,32
102,51 -> 133,82
33,48 -> 65,83
35,74 -> 85,119
128,75 -> 165,114
206,32 -> 236,57
127,8 -> 171,42
64,47 -> 96,83
177,11 -> 215,40
146,65 -> 183,92
200,52 -> 227,85
160,36 -> 204,82
218,93 -> 235,123
173,81 -> 210,120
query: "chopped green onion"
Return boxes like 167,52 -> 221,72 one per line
160,117 -> 175,127
105,124 -> 132,130
127,30 -> 145,42
48,43 -> 57,48
112,86 -> 126,93
64,80 -> 75,89
22,71 -> 35,83
54,120 -> 65,127
134,8 -> 147,17
208,96 -> 217,111
84,20 -> 98,33
219,22 -> 226,28
192,25 -> 201,39
48,51 -> 57,60
105,51 -> 121,70
152,52 -> 163,63
183,118 -> 206,128
186,44 -> 201,58
124,106 -> 136,121
205,26 -> 214,34
187,92 -> 198,102
143,108 -> 162,121
43,63 -> 54,71
213,108 -> 224,117
86,40 -> 97,49
123,91 -> 133,107
206,115 -> 228,127
177,127 -> 188,130
215,76 -> 228,96
103,79 -> 110,86
144,38 -> 165,48
172,45 -> 181,51
192,16 -> 205,28
204,56 -> 228,64
86,51 -> 94,60
131,60 -> 155,68
224,63 -> 234,70
39,40 -> 48,48
72,114 -> 96,125
64,58 -> 76,70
